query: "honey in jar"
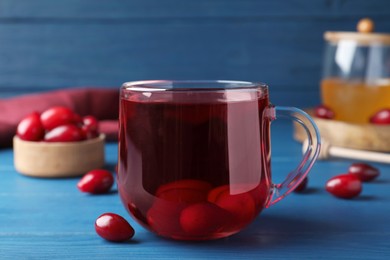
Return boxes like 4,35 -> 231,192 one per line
321,78 -> 390,123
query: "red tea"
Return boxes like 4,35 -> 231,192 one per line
118,89 -> 272,240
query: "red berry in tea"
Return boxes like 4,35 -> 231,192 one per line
180,202 -> 230,236
293,177 -> 308,192
207,185 -> 230,203
314,105 -> 335,119
369,108 -> 390,124
208,185 -> 256,227
155,179 -> 212,203
146,199 -> 185,236
348,163 -> 379,182
326,174 -> 362,199
44,124 -> 85,142
95,213 -> 134,242
16,112 -> 45,141
40,106 -> 76,130
77,169 -> 114,194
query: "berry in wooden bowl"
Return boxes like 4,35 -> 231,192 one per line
13,107 -> 105,178
314,105 -> 335,120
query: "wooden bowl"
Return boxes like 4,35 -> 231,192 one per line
13,134 -> 105,178
294,109 -> 390,152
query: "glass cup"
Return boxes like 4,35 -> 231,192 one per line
118,80 -> 320,241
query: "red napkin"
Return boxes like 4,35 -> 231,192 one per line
0,87 -> 119,148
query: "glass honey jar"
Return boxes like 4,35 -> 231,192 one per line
321,18 -> 390,124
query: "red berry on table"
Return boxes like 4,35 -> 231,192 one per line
348,163 -> 380,182
326,174 -> 362,199
314,105 -> 335,119
294,177 -> 308,192
77,169 -> 114,194
40,106 -> 76,130
369,109 -> 390,124
95,213 -> 134,242
44,124 -> 85,142
16,112 -> 45,141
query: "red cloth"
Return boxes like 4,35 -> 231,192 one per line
0,87 -> 119,148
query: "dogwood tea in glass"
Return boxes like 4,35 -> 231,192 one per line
118,80 -> 320,241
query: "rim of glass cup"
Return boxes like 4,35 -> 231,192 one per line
121,80 -> 268,92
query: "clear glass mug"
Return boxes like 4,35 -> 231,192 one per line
118,80 -> 320,241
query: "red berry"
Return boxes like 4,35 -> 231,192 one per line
77,169 -> 114,194
208,185 -> 256,227
16,112 -> 45,141
147,199 -> 185,235
155,179 -> 212,203
73,113 -> 83,125
207,185 -> 230,203
44,124 -> 85,142
247,183 -> 270,212
81,115 -> 99,139
40,106 -> 76,130
314,105 -> 335,119
95,213 -> 134,242
369,109 -> 390,124
326,174 -> 362,199
294,177 -> 308,192
179,202 -> 230,236
83,115 -> 99,131
348,163 -> 380,182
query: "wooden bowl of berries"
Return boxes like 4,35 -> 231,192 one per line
294,105 -> 390,152
13,106 -> 105,178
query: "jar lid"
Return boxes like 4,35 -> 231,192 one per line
324,18 -> 390,45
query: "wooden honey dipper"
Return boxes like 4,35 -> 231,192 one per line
303,139 -> 390,164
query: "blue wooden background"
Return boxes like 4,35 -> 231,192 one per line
1,0 -> 390,107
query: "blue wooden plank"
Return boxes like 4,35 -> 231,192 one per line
0,20 -> 351,90
1,19 -> 389,92
0,0 -> 381,19
0,233 -> 389,259
0,1 -> 389,96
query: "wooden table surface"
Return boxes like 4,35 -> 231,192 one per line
1,121 -> 389,259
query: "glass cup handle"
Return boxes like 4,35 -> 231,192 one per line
264,105 -> 321,207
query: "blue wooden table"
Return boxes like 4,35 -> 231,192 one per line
1,121 -> 389,259
1,1 -> 390,258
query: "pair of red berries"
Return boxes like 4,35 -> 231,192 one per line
146,180 -> 264,237
78,169 -> 134,242
326,163 -> 379,199
294,163 -> 379,199
77,169 -> 135,242
17,106 -> 99,142
314,105 -> 390,124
